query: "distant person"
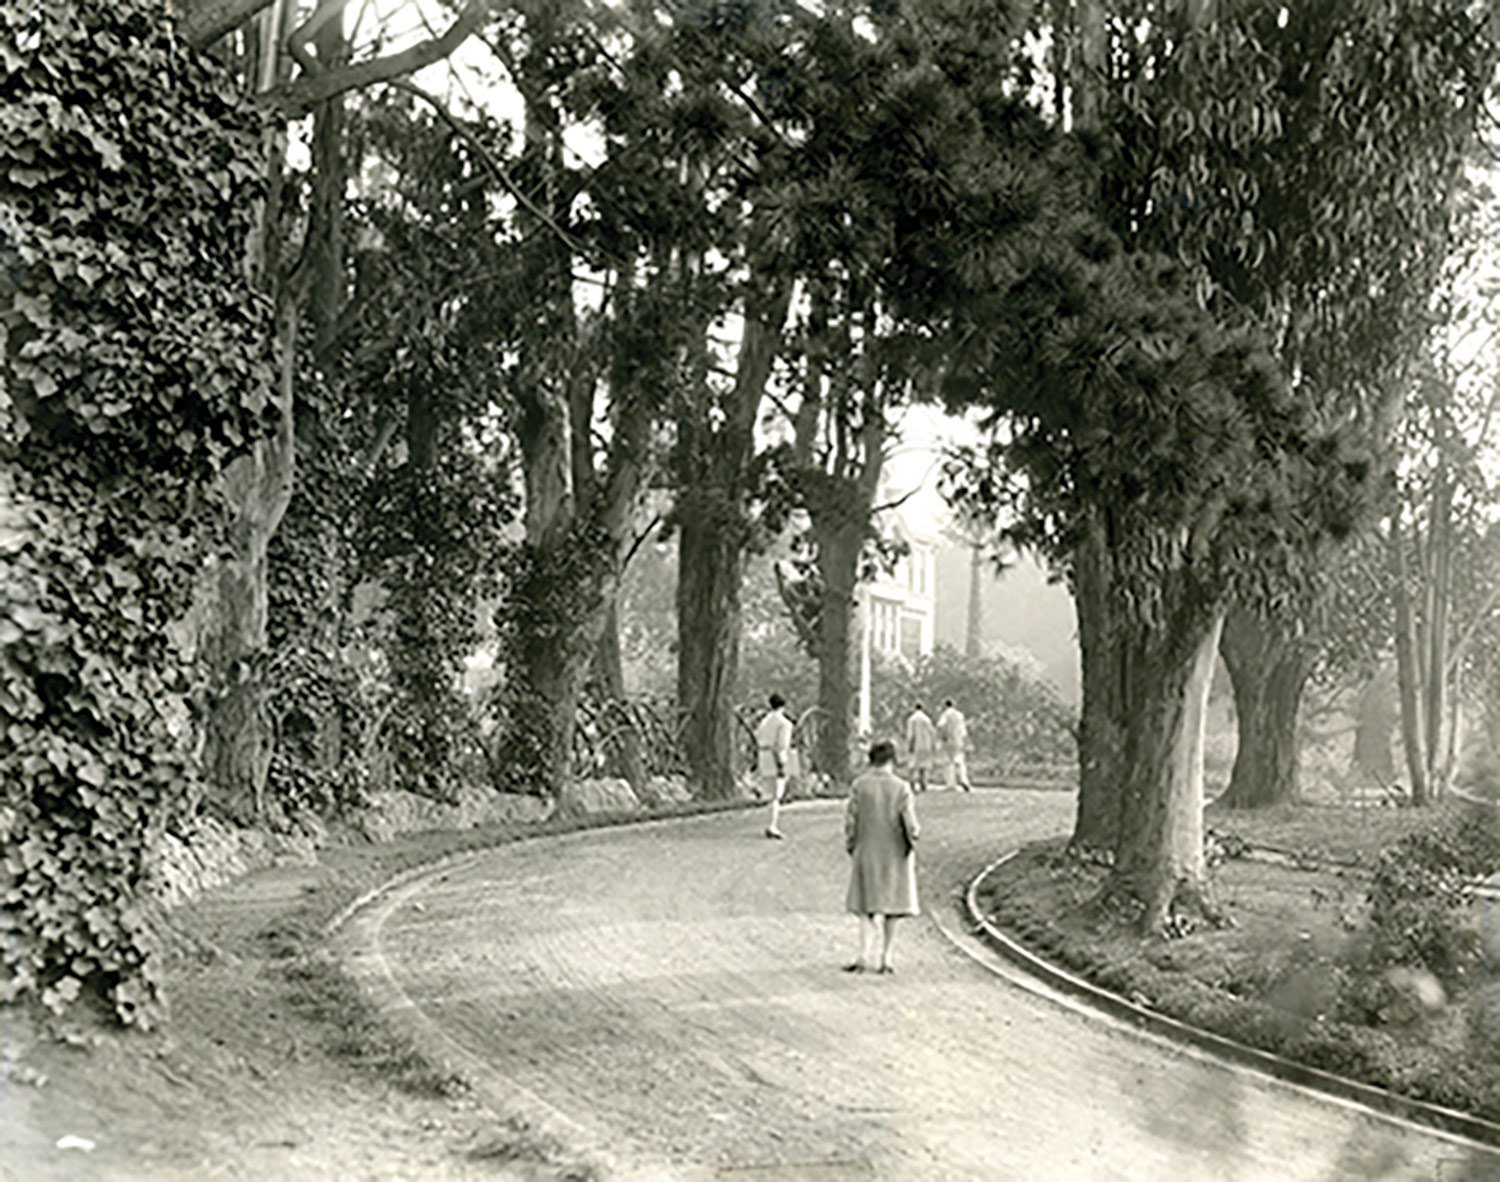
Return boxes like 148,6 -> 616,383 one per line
756,692 -> 795,839
843,740 -> 920,974
904,702 -> 938,792
937,699 -> 972,792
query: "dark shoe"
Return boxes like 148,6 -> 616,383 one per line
843,963 -> 866,973
765,827 -> 784,840
877,965 -> 894,975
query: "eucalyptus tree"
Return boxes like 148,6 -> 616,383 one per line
755,0 -> 1060,785
1386,224 -> 1500,802
161,0 -> 504,817
469,0 -> 658,795
1051,0 -> 1500,816
588,2 -> 797,800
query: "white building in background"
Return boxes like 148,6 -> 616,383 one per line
865,517 -> 937,662
856,502 -> 939,735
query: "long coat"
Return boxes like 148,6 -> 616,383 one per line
844,767 -> 920,916
905,710 -> 938,771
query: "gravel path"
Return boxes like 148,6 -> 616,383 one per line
341,790 -> 1500,1181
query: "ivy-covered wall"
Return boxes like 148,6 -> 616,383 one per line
1,0 -> 275,1025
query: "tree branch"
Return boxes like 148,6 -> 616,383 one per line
622,514 -> 665,571
383,79 -> 598,265
264,1 -> 492,118
286,0 -> 348,75
177,0 -> 277,49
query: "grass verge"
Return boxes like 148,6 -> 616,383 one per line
976,801 -> 1500,1132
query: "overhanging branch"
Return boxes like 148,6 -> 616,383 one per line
178,0 -> 277,48
264,1 -> 491,118
385,79 -> 596,263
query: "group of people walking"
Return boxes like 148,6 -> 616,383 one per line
753,694 -> 974,973
901,700 -> 972,793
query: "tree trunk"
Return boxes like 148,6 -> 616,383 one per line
1351,665 -> 1397,788
673,291 -> 784,799
308,4 -> 346,357
676,495 -> 744,799
1107,607 -> 1226,936
1072,507 -> 1125,851
965,542 -> 983,658
815,521 -> 863,788
1425,474 -> 1453,798
205,304 -> 296,821
1390,519 -> 1430,804
203,0 -> 297,821
593,598 -> 646,791
1217,604 -> 1307,809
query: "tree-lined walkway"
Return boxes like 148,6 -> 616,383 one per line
340,792 -> 1498,1180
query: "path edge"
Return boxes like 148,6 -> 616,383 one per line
964,850 -> 1500,1150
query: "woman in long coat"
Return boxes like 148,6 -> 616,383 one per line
843,739 -> 919,973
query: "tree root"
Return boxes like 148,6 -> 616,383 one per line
1092,875 -> 1236,939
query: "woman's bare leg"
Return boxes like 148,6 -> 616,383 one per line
879,916 -> 900,972
848,914 -> 879,970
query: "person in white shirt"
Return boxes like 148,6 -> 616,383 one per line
904,703 -> 938,792
755,693 -> 795,838
936,699 -> 972,792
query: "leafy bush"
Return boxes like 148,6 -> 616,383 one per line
868,644 -> 1075,773
1,0 -> 273,1024
1365,808 -> 1500,981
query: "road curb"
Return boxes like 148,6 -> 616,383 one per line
965,850 -> 1500,1150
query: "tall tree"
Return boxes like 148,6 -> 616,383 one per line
488,1 -> 694,795
1088,1 -> 1498,812
175,0 -> 498,818
765,0 -> 1051,785
635,5 -> 797,799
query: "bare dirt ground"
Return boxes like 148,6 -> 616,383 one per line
1,824 -> 607,1181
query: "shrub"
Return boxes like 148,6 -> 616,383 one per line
869,644 -> 1076,773
1364,808 -> 1500,981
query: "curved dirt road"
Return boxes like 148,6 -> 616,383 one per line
340,792 -> 1500,1181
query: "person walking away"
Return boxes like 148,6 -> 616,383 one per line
904,702 -> 937,792
937,698 -> 972,791
756,693 -> 795,839
843,740 -> 919,973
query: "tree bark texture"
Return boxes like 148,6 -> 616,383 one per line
676,498 -> 745,799
1071,507 -> 1125,851
814,519 -> 864,788
674,293 -> 784,799
1107,607 -> 1225,936
204,304 -> 296,820
1217,604 -> 1308,809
